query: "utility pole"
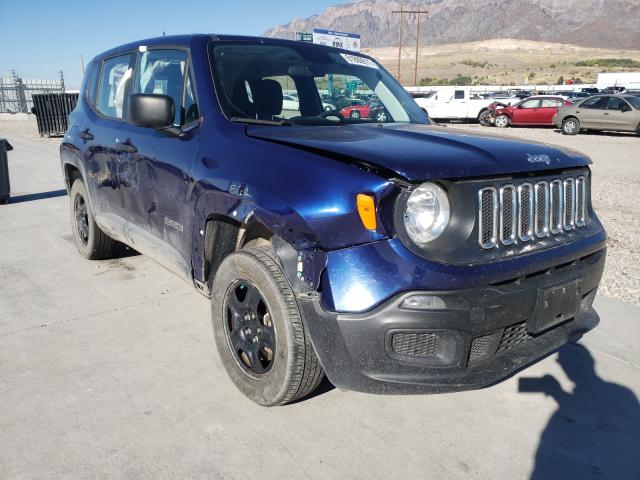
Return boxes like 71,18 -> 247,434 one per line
414,10 -> 428,87
393,6 -> 404,82
80,52 -> 85,74
392,6 -> 428,86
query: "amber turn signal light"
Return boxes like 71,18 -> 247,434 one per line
357,193 -> 377,231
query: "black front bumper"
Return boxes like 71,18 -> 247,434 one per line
299,248 -> 605,394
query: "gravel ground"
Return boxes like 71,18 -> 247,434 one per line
454,124 -> 640,306
1,115 -> 638,305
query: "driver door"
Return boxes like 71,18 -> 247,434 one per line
115,48 -> 201,266
576,96 -> 608,128
512,99 -> 541,124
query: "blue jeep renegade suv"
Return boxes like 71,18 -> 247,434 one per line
61,34 -> 606,405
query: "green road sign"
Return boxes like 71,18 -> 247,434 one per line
296,32 -> 313,43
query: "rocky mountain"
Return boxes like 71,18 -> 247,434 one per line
264,0 -> 640,50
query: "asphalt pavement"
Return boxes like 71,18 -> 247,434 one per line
1,118 -> 639,479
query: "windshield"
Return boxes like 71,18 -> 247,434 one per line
209,41 -> 428,126
626,96 -> 640,109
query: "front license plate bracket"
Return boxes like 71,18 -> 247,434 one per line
529,279 -> 582,334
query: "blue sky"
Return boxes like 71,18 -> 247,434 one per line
0,0 -> 350,89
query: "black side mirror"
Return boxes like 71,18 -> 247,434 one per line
129,94 -> 174,129
620,103 -> 630,112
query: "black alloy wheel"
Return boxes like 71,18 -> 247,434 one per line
68,178 -> 116,259
223,279 -> 276,377
74,194 -> 89,245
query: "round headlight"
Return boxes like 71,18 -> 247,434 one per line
403,182 -> 450,244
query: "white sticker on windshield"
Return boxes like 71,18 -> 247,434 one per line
340,53 -> 379,69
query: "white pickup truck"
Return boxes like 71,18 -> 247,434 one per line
412,87 -> 518,121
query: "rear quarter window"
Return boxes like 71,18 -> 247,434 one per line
84,62 -> 100,107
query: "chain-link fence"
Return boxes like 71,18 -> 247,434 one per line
0,70 -> 65,113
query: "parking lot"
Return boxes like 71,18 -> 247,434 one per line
1,116 -> 639,479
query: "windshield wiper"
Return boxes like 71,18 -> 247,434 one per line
230,117 -> 292,126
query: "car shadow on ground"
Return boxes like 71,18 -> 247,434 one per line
552,128 -> 638,138
7,189 -> 67,204
290,376 -> 336,405
520,343 -> 640,480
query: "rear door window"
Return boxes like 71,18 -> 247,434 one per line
454,90 -> 465,100
520,99 -> 541,108
581,96 -> 607,109
96,53 -> 135,119
134,49 -> 187,126
607,97 -> 628,111
540,99 -> 560,107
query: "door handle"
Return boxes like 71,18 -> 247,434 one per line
603,113 -> 609,116
115,138 -> 138,154
79,129 -> 94,141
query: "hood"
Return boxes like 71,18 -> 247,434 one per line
246,123 -> 590,181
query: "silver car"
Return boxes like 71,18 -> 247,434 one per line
553,94 -> 640,135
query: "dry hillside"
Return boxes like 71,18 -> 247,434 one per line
363,39 -> 640,86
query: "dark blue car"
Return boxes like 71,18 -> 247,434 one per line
61,34 -> 606,406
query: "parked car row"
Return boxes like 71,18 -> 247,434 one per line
478,93 -> 640,135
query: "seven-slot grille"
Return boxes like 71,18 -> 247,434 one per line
478,175 -> 587,249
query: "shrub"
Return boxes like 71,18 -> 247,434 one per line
575,58 -> 640,68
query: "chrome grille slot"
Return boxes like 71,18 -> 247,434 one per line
563,178 -> 576,230
576,176 -> 586,226
499,185 -> 517,245
478,173 -> 588,250
550,180 -> 563,234
534,181 -> 549,238
478,187 -> 498,249
517,183 -> 534,242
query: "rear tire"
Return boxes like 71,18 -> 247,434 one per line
562,117 -> 580,135
211,245 -> 324,406
495,114 -> 510,128
69,179 -> 116,260
350,110 -> 361,119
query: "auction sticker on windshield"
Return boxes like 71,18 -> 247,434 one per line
340,53 -> 378,69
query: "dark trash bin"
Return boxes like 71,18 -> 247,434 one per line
31,93 -> 79,137
0,139 -> 13,204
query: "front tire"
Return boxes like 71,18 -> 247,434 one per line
69,179 -> 116,260
211,246 -> 324,406
495,114 -> 510,128
478,110 -> 492,126
562,117 -> 580,135
350,110 -> 361,119
374,110 -> 388,123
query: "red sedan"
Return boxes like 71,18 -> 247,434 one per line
340,101 -> 371,119
493,96 -> 572,127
